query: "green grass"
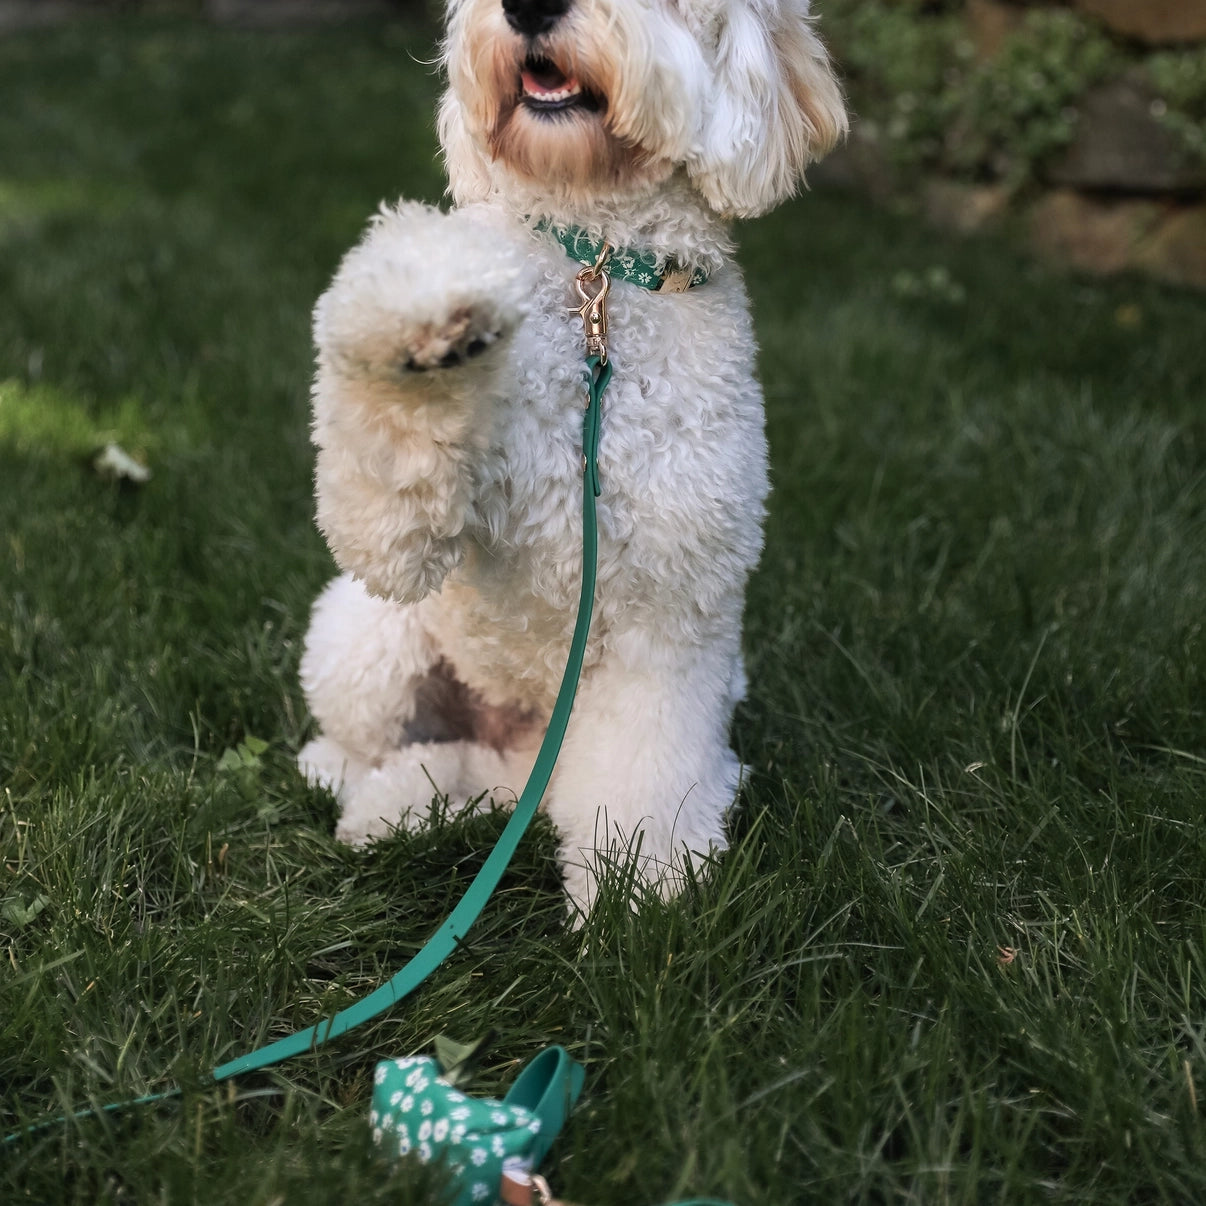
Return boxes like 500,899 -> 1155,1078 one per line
3,15 -> 1206,1205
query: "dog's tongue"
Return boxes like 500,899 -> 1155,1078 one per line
521,60 -> 580,99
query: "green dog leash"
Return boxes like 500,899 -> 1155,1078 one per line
4,351 -> 610,1136
7,243 -> 734,1206
210,355 -> 611,1081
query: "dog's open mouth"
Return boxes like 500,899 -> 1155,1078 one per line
520,55 -> 600,114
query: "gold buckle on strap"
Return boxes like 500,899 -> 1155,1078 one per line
501,1168 -> 585,1206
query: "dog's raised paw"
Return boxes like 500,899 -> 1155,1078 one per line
314,202 -> 531,385
402,306 -> 502,372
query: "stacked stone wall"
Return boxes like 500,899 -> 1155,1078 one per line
822,0 -> 1206,286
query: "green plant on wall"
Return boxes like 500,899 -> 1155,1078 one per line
1146,46 -> 1206,165
819,0 -> 969,174
819,0 -> 1205,188
948,9 -> 1118,187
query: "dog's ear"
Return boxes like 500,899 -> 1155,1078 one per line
686,0 -> 847,219
438,90 -> 495,205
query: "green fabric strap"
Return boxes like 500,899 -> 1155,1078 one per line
371,1047 -> 585,1206
536,221 -> 709,292
369,1046 -> 734,1206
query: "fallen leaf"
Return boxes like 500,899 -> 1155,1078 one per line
93,442 -> 151,483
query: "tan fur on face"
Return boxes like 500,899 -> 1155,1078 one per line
489,105 -> 663,195
446,0 -> 692,200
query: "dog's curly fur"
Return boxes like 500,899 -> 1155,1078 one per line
297,0 -> 847,915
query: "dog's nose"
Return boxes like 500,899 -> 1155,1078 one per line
501,0 -> 569,37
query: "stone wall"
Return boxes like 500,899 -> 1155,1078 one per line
821,0 -> 1206,287
4,0 -> 1204,285
1073,0 -> 1206,45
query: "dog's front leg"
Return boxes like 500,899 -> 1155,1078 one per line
310,203 -> 531,604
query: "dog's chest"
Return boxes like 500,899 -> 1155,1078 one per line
467,264 -> 769,614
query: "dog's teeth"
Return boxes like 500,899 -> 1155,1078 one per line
524,84 -> 581,103
520,63 -> 583,105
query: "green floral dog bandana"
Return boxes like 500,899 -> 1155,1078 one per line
370,1046 -> 584,1206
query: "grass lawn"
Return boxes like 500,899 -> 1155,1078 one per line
3,14 -> 1206,1205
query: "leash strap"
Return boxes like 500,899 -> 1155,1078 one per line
212,356 -> 609,1081
5,356 -> 610,1142
9,262 -> 735,1206
372,1046 -> 585,1206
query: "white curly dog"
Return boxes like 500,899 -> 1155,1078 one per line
297,0 -> 846,915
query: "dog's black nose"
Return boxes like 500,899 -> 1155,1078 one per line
502,0 -> 569,37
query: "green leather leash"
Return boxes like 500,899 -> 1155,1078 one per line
3,353 -> 609,1146
6,240 -> 736,1206
211,356 -> 609,1086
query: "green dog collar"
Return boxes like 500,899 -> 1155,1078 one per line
537,220 -> 710,294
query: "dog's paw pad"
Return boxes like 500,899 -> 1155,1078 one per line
402,307 -> 500,373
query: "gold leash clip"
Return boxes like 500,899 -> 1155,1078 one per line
569,242 -> 612,364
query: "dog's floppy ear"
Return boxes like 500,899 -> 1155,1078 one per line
686,0 -> 847,219
438,90 -> 495,205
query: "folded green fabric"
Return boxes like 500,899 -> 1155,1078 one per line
371,1047 -> 584,1206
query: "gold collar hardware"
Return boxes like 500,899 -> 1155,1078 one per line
569,241 -> 612,364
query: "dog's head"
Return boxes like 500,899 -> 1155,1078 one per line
439,0 -> 847,218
